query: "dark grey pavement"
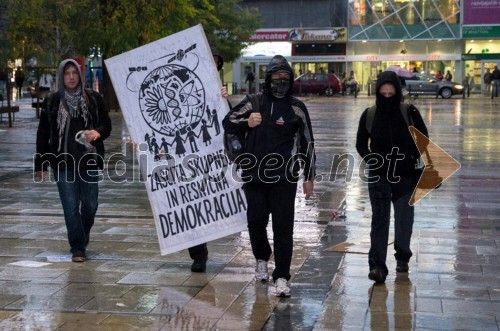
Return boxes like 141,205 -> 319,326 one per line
0,92 -> 499,330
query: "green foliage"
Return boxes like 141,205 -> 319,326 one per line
5,0 -> 261,65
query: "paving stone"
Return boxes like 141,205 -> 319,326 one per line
0,96 -> 499,330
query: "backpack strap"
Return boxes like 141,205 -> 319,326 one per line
247,93 -> 262,113
365,103 -> 413,134
365,105 -> 377,134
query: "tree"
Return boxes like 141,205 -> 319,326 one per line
4,0 -> 261,108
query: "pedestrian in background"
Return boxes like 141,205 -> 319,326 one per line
356,71 -> 428,283
39,69 -> 53,91
445,70 -> 453,82
15,67 -> 25,98
484,68 -> 492,94
435,70 -> 444,80
0,66 -> 7,97
223,55 -> 316,297
35,59 -> 112,262
245,70 -> 255,93
491,65 -> 500,97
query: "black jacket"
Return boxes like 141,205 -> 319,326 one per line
356,71 -> 428,180
223,57 -> 315,183
35,89 -> 112,171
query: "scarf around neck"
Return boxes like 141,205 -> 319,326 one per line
56,86 -> 91,152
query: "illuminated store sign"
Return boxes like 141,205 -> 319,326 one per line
288,28 -> 347,42
249,31 -> 289,42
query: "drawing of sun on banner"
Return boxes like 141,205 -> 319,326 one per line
105,25 -> 247,255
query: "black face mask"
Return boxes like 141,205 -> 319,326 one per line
378,94 -> 400,110
270,78 -> 290,98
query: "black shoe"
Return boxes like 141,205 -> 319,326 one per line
191,259 -> 207,272
396,261 -> 409,273
368,268 -> 386,283
71,251 -> 86,263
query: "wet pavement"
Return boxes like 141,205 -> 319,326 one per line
0,92 -> 499,330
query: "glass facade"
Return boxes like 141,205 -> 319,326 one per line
349,0 -> 460,40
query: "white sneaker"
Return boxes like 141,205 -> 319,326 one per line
255,259 -> 269,282
275,278 -> 291,297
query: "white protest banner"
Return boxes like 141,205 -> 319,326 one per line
105,24 -> 247,255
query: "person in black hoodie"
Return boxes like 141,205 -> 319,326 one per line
223,55 -> 316,297
35,59 -> 112,262
356,71 -> 428,283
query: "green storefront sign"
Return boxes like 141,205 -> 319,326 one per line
462,53 -> 500,61
462,25 -> 500,39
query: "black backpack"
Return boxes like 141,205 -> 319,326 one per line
223,94 -> 262,163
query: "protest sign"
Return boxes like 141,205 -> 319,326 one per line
105,25 -> 247,255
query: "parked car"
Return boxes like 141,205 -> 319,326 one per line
403,73 -> 463,99
293,73 -> 342,96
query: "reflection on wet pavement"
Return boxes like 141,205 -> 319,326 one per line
0,96 -> 499,330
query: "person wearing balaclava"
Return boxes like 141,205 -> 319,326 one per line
35,59 -> 112,262
356,71 -> 428,283
222,55 -> 316,297
187,48 -> 229,273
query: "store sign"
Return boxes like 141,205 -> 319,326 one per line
249,31 -> 289,42
240,55 -> 347,63
462,25 -> 500,38
462,53 -> 500,60
463,1 -> 500,25
288,28 -> 347,42
347,54 -> 460,62
290,55 -> 346,62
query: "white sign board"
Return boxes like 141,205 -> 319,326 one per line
105,25 -> 247,255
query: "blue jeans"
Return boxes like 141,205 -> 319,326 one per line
368,177 -> 414,275
493,80 -> 500,97
56,169 -> 99,253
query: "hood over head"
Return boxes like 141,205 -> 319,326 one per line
375,70 -> 402,110
56,59 -> 84,94
263,55 -> 294,97
211,48 -> 224,72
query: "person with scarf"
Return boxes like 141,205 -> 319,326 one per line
223,55 -> 316,297
356,71 -> 428,283
35,59 -> 111,262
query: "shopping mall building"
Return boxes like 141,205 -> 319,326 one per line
228,0 -> 500,94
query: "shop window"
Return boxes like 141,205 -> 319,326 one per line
429,22 -> 455,39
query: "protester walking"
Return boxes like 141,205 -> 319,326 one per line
355,71 -> 428,283
186,48 -> 228,273
35,59 -> 112,262
223,55 -> 316,297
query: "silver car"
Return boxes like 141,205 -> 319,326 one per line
404,73 -> 464,99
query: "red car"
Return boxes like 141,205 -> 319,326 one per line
293,73 -> 342,96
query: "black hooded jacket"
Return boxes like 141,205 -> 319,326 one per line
222,55 -> 316,183
356,71 -> 428,180
35,59 -> 111,172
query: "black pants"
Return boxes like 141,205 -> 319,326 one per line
188,243 -> 208,261
243,181 -> 297,281
368,177 -> 414,275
